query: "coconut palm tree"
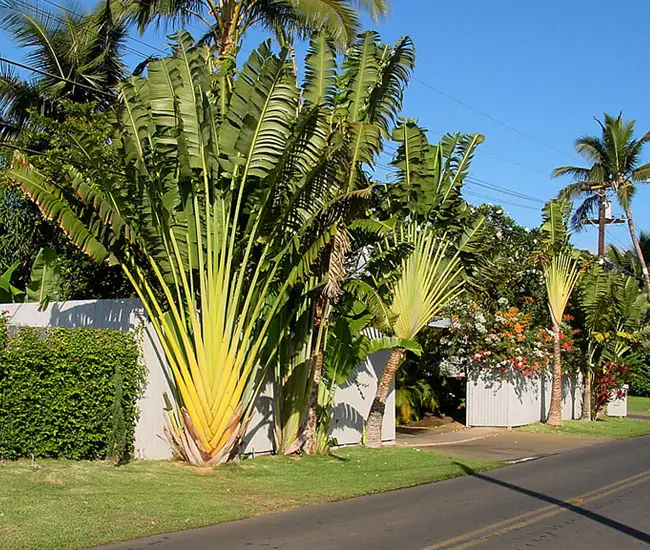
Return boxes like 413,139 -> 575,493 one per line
553,113 -> 650,298
0,0 -> 127,138
120,0 -> 388,58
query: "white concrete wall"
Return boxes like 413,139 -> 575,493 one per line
3,299 -> 394,459
607,385 -> 628,417
330,350 -> 395,446
467,369 -> 582,427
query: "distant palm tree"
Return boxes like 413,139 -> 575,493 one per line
120,0 -> 388,57
0,0 -> 127,138
553,113 -> 650,298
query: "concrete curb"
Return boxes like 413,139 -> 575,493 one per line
399,430 -> 499,448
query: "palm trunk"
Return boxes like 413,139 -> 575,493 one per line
303,299 -> 330,455
303,349 -> 324,454
365,348 -> 404,448
623,205 -> 650,298
546,322 -> 563,427
581,367 -> 592,421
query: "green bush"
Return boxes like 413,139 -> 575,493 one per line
630,359 -> 650,397
0,320 -> 144,461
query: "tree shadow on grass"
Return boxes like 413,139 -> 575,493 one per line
453,462 -> 650,544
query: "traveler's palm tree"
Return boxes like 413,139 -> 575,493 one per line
553,114 -> 650,297
120,0 -> 388,56
271,30 -> 415,455
0,0 -> 127,138
6,31 -> 417,465
355,220 -> 483,448
537,199 -> 581,427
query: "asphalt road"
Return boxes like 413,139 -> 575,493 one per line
97,435 -> 650,550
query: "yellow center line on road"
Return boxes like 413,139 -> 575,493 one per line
421,470 -> 650,550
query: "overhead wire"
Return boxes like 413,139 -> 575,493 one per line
0,55 -> 113,96
462,189 -> 540,212
3,0 -> 166,62
465,176 -> 546,204
375,161 -> 542,212
411,75 -> 577,162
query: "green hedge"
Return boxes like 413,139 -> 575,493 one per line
0,320 -> 145,461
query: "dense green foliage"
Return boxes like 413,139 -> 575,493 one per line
629,362 -> 650,397
0,184 -> 132,300
0,320 -> 144,461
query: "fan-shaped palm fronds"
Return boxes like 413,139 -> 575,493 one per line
7,29 -> 418,464
273,30 -> 415,455
362,222 -> 474,448
387,118 -> 483,228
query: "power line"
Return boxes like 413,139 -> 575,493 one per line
411,76 -> 577,162
4,0 -> 166,62
463,189 -> 539,212
376,160 -> 546,206
0,55 -> 113,96
607,232 -> 630,251
384,139 -> 551,178
466,176 -> 546,204
35,0 -> 168,55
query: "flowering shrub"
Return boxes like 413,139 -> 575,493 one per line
441,299 -> 580,377
594,362 -> 630,417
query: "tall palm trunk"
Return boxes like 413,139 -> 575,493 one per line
365,348 -> 404,448
623,205 -> 650,298
546,321 -> 563,427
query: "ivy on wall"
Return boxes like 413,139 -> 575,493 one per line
0,318 -> 145,462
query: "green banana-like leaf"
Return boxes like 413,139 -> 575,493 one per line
364,336 -> 422,357
0,261 -> 23,303
303,31 -> 337,108
26,248 -> 60,309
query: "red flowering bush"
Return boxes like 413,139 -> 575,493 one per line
594,362 -> 629,417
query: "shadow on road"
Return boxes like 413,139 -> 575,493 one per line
454,462 -> 650,544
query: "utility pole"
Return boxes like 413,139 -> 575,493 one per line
585,189 -> 625,257
581,189 -> 625,421
597,191 -> 606,257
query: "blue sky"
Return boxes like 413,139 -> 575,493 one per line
3,0 -> 649,252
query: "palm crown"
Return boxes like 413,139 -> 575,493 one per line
553,113 -> 650,297
0,0 -> 127,137
118,0 -> 389,56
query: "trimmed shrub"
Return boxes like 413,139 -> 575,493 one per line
0,320 -> 144,461
630,360 -> 650,397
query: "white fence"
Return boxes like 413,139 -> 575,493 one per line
3,299 -> 394,459
466,369 -> 583,428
